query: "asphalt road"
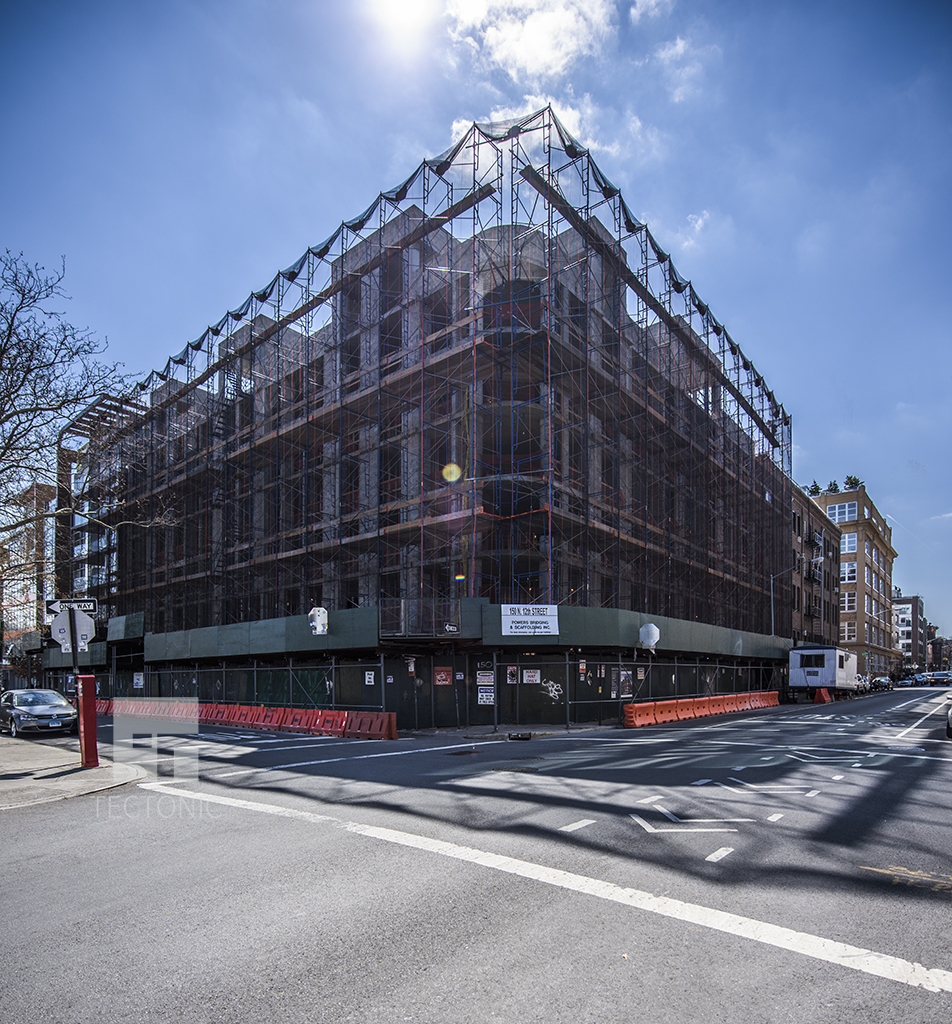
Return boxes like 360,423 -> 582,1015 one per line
3,687 -> 951,1023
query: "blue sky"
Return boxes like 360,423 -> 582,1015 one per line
3,0 -> 950,633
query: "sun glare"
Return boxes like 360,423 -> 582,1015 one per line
366,0 -> 440,52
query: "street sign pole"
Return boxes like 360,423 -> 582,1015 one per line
65,605 -> 98,768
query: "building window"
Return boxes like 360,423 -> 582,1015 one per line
840,561 -> 857,583
865,565 -> 871,585
827,502 -> 857,523
865,539 -> 871,556
841,591 -> 856,613
866,593 -> 872,614
841,533 -> 857,553
841,620 -> 857,642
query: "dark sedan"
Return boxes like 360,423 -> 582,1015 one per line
0,689 -> 78,738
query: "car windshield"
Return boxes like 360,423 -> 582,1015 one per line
13,691 -> 69,707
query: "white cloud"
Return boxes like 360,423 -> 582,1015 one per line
630,0 -> 674,25
654,35 -> 716,102
445,0 -> 615,83
627,113 -> 665,162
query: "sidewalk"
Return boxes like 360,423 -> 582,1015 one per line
0,736 -> 146,811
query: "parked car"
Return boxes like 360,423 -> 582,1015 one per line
0,689 -> 78,737
871,677 -> 893,691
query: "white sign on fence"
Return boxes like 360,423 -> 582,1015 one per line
501,604 -> 559,636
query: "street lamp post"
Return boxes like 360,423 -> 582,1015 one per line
770,565 -> 797,637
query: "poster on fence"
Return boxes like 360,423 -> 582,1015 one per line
434,666 -> 453,686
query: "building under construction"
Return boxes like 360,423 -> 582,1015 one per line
55,108 -> 794,727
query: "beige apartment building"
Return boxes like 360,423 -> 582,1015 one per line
819,485 -> 898,677
791,487 -> 841,646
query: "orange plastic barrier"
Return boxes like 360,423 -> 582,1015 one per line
318,710 -> 349,736
675,698 -> 697,721
258,706 -> 288,730
207,704 -> 231,723
814,688 -> 832,704
343,711 -> 394,740
692,696 -> 713,718
764,691 -> 780,707
652,699 -> 680,724
231,705 -> 264,727
284,708 -> 317,733
622,702 -> 656,727
735,693 -> 753,712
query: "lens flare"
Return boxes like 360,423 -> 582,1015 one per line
442,462 -> 463,482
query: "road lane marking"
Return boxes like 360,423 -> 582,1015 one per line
140,782 -> 952,993
630,814 -> 738,834
805,790 -> 821,797
706,847 -> 734,863
207,740 -> 506,776
559,819 -> 596,832
767,814 -> 784,822
893,699 -> 952,740
637,795 -> 664,803
655,807 -> 754,824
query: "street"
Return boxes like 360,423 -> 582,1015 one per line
3,688 -> 951,1023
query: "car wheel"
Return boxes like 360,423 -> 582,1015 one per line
9,718 -> 20,739
947,722 -> 952,739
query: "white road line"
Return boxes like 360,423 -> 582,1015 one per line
637,795 -> 664,803
805,790 -> 821,798
893,700 -> 951,740
559,819 -> 596,832
832,775 -> 844,780
656,807 -> 754,824
767,813 -> 784,822
141,782 -> 952,994
630,814 -> 738,834
206,740 -> 506,777
705,847 -> 734,862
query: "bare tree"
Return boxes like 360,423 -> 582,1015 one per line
0,249 -> 128,542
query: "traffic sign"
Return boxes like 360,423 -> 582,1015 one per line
50,608 -> 97,653
46,598 -> 98,616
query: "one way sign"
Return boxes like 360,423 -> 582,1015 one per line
46,598 -> 98,616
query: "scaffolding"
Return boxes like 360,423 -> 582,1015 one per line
64,108 -> 793,641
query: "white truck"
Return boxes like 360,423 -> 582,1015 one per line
788,645 -> 858,697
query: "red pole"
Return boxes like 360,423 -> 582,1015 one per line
76,674 -> 99,767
